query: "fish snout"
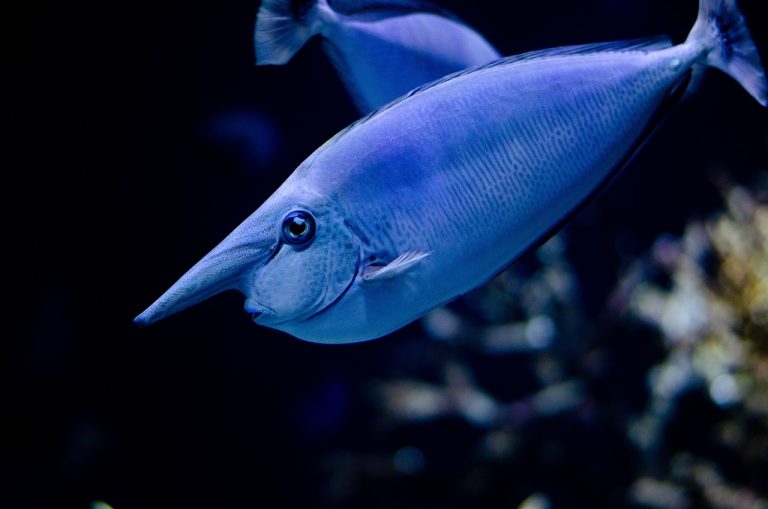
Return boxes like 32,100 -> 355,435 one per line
134,224 -> 277,326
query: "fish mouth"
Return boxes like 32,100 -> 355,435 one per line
250,299 -> 327,327
248,301 -> 305,327
253,311 -> 280,325
246,302 -> 278,324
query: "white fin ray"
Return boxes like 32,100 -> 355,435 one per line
363,251 -> 431,282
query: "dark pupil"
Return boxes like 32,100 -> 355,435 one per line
282,210 -> 315,246
289,218 -> 307,237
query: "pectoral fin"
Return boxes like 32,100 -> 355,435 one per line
362,251 -> 431,283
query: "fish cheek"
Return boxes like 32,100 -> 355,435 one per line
252,244 -> 330,320
323,226 -> 360,309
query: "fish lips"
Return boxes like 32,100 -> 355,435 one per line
245,299 -> 306,327
244,299 -> 275,323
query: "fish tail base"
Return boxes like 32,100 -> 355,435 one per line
688,0 -> 767,106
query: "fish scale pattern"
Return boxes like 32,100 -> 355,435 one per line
325,51 -> 683,299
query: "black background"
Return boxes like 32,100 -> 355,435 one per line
5,0 -> 767,508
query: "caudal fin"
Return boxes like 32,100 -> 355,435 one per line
254,0 -> 327,65
687,0 -> 767,106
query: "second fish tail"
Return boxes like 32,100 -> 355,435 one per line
254,0 -> 333,66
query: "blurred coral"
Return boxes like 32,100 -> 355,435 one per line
619,180 -> 768,507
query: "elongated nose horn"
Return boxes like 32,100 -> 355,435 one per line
134,226 -> 274,326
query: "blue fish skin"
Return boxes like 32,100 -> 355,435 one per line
274,43 -> 692,341
255,0 -> 500,113
136,0 -> 766,343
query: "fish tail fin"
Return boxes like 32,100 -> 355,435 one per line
687,0 -> 767,106
254,0 -> 331,65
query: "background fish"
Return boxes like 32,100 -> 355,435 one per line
255,0 -> 501,113
136,0 -> 766,343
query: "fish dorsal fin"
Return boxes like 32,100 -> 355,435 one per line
363,251 -> 431,282
499,36 -> 673,61
328,0 -> 461,21
324,37 -> 673,147
394,36 -> 674,99
397,36 -> 675,101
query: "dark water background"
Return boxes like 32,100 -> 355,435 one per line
6,0 -> 768,508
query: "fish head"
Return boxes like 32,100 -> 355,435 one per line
246,195 -> 360,328
134,187 -> 360,335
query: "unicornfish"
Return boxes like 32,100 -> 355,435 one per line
254,0 -> 501,113
136,0 -> 766,343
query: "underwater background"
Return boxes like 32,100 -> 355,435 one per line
5,0 -> 768,508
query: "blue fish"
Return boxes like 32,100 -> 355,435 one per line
255,0 -> 500,113
136,0 -> 766,343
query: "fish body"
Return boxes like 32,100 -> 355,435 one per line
266,40 -> 695,342
255,0 -> 500,112
136,0 -> 766,343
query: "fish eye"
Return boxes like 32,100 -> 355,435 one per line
282,210 -> 316,245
